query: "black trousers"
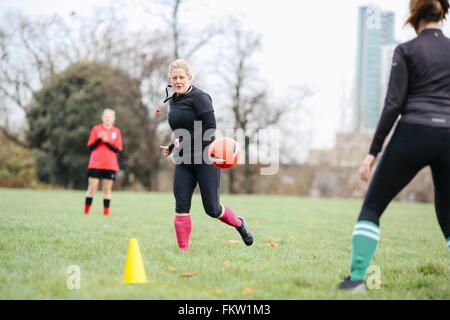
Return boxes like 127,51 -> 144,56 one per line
173,162 -> 222,218
358,122 -> 450,240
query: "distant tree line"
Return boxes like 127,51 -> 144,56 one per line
0,0 -> 310,192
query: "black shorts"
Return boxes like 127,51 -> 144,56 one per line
87,169 -> 117,181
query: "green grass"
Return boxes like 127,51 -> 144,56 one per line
0,188 -> 449,299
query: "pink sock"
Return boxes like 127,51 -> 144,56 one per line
174,215 -> 192,251
218,205 -> 243,227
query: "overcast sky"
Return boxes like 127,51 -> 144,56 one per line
1,0 -> 449,153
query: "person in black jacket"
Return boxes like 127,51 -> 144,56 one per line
161,59 -> 253,252
339,0 -> 450,292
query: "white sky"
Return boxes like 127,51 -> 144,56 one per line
1,0 -> 450,152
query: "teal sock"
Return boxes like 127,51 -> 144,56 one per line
350,221 -> 380,281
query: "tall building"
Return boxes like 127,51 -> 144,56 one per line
355,6 -> 396,131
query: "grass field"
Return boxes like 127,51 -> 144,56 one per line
0,188 -> 449,299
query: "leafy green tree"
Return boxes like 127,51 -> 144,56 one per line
27,61 -> 148,189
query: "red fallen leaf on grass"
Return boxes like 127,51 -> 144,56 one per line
167,266 -> 177,273
180,272 -> 198,277
241,287 -> 255,295
265,241 -> 279,248
215,289 -> 225,295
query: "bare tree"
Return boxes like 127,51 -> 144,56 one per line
137,0 -> 223,60
0,7 -> 172,190
0,12 -> 64,147
219,22 -> 310,193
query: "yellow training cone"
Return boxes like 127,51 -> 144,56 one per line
123,238 -> 148,284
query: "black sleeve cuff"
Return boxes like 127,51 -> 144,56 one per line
105,142 -> 120,153
369,144 -> 380,157
369,135 -> 384,157
88,138 -> 102,151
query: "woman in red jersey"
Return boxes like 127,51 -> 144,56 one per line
84,109 -> 123,216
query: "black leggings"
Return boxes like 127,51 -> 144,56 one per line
173,162 -> 222,218
359,122 -> 450,239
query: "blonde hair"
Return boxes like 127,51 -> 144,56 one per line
168,59 -> 193,79
102,108 -> 116,117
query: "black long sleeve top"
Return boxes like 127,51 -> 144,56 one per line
369,28 -> 450,156
167,86 -> 217,155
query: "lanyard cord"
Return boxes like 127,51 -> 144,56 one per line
163,85 -> 193,103
163,85 -> 175,103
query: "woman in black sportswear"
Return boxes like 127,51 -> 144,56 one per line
161,59 -> 253,252
339,0 -> 450,292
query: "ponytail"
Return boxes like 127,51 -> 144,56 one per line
406,0 -> 449,32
